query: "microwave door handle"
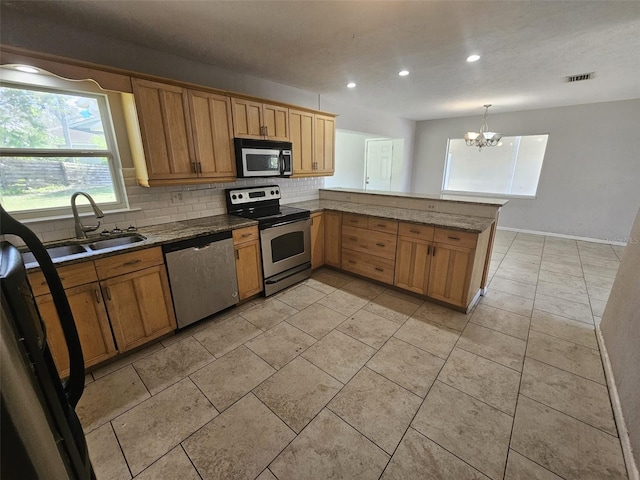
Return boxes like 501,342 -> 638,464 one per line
279,151 -> 285,175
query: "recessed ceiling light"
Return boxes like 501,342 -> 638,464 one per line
15,65 -> 39,74
398,70 -> 410,77
466,54 -> 480,63
347,82 -> 356,88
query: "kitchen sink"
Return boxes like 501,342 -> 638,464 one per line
87,234 -> 146,251
22,244 -> 89,264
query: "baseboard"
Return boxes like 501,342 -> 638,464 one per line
596,325 -> 639,480
497,226 -> 628,246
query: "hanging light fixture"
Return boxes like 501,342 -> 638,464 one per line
465,104 -> 503,150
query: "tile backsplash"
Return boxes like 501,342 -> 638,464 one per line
21,172 -> 324,243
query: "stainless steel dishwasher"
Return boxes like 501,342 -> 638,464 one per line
163,231 -> 238,329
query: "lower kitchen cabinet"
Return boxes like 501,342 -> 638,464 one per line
35,283 -> 116,378
427,243 -> 474,307
310,212 -> 324,268
101,264 -> 176,353
233,226 -> 263,300
323,211 -> 342,268
394,236 -> 432,295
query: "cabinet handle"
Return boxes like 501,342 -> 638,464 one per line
377,224 -> 386,228
264,126 -> 269,137
348,260 -> 356,264
104,287 -> 112,301
349,237 -> 357,241
242,233 -> 252,238
432,247 -> 436,256
197,162 -> 203,174
124,259 -> 141,266
191,162 -> 198,173
427,245 -> 431,255
94,289 -> 101,304
374,267 -> 384,272
235,249 -> 239,260
448,236 -> 460,241
376,243 -> 385,247
410,229 -> 420,234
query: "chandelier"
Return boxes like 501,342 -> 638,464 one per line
464,104 -> 503,150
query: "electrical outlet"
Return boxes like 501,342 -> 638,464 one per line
345,195 -> 352,201
426,203 -> 436,211
171,192 -> 184,203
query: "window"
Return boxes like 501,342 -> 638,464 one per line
442,135 -> 549,198
0,76 -> 127,219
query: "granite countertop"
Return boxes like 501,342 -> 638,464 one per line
290,199 -> 495,233
321,187 -> 509,207
24,214 -> 257,271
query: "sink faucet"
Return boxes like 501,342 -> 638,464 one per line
71,192 -> 105,239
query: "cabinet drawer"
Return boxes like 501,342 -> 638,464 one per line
233,226 -> 259,244
367,217 -> 398,234
95,247 -> 164,280
342,226 -> 397,260
342,213 -> 368,228
398,223 -> 435,241
434,228 -> 478,249
342,249 -> 395,285
29,261 -> 98,297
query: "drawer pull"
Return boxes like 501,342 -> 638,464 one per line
94,289 -> 101,304
374,267 -> 384,272
349,219 -> 358,223
377,224 -> 386,228
448,236 -> 460,241
104,287 -> 112,301
124,259 -> 141,266
349,237 -> 357,241
242,233 -> 252,238
348,260 -> 356,264
376,243 -> 385,247
410,229 -> 420,234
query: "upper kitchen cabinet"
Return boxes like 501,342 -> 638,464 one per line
132,78 -> 196,181
130,78 -> 236,186
290,111 -> 336,177
232,98 -> 289,141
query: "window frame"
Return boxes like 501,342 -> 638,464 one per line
0,74 -> 129,221
441,134 -> 549,199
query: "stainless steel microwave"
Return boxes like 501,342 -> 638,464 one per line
234,138 -> 293,177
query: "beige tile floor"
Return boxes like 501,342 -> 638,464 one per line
81,231 -> 630,480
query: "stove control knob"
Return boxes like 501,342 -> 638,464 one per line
270,190 -> 275,195
238,194 -> 243,199
275,190 -> 279,195
232,194 -> 237,200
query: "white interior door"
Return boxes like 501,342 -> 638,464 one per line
365,139 -> 393,191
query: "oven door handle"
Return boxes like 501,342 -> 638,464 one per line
265,218 -> 309,229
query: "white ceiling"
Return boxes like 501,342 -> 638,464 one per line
4,0 -> 640,120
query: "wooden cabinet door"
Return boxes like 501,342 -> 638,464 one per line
132,78 -> 197,180
311,212 -> 325,269
263,104 -> 289,140
231,98 -> 263,139
394,237 -> 432,295
36,283 -> 116,377
324,211 -> 342,268
289,109 -> 314,175
235,240 -> 263,300
188,90 -> 236,179
427,244 -> 474,307
102,265 -> 176,353
315,114 -> 335,174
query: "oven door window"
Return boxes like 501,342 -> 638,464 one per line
244,150 -> 280,172
271,231 -> 304,262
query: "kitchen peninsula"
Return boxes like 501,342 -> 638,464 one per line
292,188 -> 507,312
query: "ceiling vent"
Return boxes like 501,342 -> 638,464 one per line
565,72 -> 595,83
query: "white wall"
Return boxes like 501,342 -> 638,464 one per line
325,131 -> 370,189
600,206 -> 640,474
412,100 -> 640,241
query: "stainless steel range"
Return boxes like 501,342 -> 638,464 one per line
226,185 -> 311,296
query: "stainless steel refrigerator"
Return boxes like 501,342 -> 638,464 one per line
1,205 -> 94,479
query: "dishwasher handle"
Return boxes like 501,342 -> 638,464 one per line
162,230 -> 232,254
